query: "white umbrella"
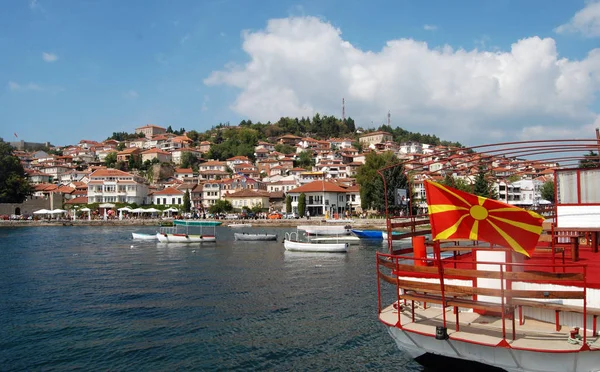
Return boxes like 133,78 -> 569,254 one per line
99,203 -> 115,208
145,208 -> 160,213
50,209 -> 67,214
33,209 -> 51,214
80,207 -> 92,220
118,207 -> 132,211
131,208 -> 146,213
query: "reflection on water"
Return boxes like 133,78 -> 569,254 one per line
1,226 -> 422,371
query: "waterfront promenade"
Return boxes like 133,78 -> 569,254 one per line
0,217 -> 390,229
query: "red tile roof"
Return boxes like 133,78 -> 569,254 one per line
288,180 -> 348,193
153,187 -> 184,196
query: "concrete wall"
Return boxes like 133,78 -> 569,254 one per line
0,194 -> 64,217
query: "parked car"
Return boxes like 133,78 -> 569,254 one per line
268,212 -> 283,219
284,212 -> 299,219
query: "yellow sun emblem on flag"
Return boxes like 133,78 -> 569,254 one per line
426,181 -> 545,256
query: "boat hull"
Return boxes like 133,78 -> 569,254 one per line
298,225 -> 351,235
228,223 -> 252,228
284,239 -> 348,252
234,233 -> 277,241
131,232 -> 158,240
351,229 -> 383,239
385,325 -> 600,372
156,233 -> 216,243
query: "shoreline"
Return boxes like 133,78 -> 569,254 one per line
0,218 -> 391,229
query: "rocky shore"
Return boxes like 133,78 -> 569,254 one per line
0,218 -> 391,229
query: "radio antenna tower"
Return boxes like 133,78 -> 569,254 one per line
342,98 -> 346,123
387,110 -> 391,126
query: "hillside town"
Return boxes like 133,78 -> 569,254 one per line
4,123 -> 557,220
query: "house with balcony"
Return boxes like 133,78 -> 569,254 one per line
286,180 -> 349,217
141,148 -> 172,163
198,160 -> 228,181
224,189 -> 270,212
174,168 -> 196,182
171,148 -> 202,165
201,181 -> 221,208
226,156 -> 251,169
117,147 -> 141,163
277,134 -> 302,146
25,169 -> 52,184
87,169 -> 149,204
267,180 -> 298,193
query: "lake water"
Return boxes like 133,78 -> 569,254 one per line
0,225 -> 423,371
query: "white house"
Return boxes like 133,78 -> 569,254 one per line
87,169 -> 149,204
286,180 -> 349,217
152,187 -> 184,206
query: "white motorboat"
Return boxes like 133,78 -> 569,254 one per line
228,223 -> 252,228
283,228 -> 348,253
157,220 -> 221,243
131,232 -> 158,240
234,232 -> 277,241
283,238 -> 348,253
297,225 -> 351,236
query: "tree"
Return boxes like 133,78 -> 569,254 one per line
275,143 -> 295,154
355,152 -> 408,213
285,195 -> 292,213
579,150 -> 600,168
298,193 -> 306,217
117,142 -> 126,151
0,139 -> 33,203
208,199 -> 233,215
541,180 -> 555,202
251,203 -> 263,214
105,151 -> 117,168
473,166 -> 497,199
183,189 -> 191,212
440,174 -> 472,193
180,151 -> 199,169
296,151 -> 314,169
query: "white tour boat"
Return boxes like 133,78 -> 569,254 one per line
377,139 -> 600,372
157,220 -> 221,243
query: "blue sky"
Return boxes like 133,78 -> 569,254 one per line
1,0 -> 599,146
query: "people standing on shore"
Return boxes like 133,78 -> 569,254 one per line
306,210 -> 310,220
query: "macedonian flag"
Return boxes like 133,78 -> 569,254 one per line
424,180 -> 545,256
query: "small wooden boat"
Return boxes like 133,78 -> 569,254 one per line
234,232 -> 277,241
157,220 -> 221,243
132,232 -> 158,240
351,229 -> 383,239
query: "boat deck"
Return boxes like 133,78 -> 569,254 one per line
380,304 -> 600,351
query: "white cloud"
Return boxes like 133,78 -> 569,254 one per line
123,90 -> 139,99
29,0 -> 42,11
180,34 -> 190,45
423,24 -> 437,31
205,16 -> 600,144
42,52 -> 58,62
8,81 -> 62,93
555,1 -> 600,37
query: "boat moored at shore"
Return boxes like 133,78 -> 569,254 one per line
157,220 -> 221,243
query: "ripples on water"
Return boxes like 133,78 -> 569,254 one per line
0,226 -> 422,371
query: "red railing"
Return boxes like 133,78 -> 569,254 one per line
377,247 -> 590,344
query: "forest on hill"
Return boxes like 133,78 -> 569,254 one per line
107,114 -> 463,161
